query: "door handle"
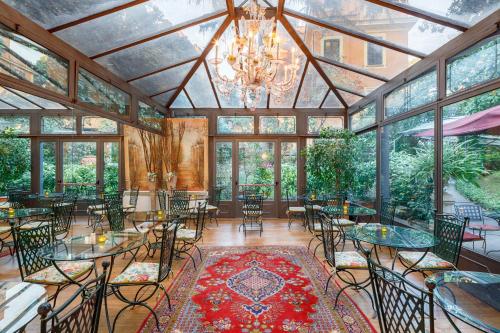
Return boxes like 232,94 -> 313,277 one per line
275,181 -> 279,186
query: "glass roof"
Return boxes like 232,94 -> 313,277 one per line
0,85 -> 68,109
2,0 -> 498,110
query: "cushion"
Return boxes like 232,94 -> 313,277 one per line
92,209 -> 106,216
25,261 -> 93,285
462,231 -> 483,242
206,204 -> 219,211
176,228 -> 196,240
312,223 -> 339,233
334,218 -> 356,227
0,226 -> 10,234
334,251 -> 368,269
123,204 -> 135,210
153,223 -> 182,232
398,251 -> 454,270
243,210 -> 263,216
287,207 -> 306,214
20,221 -> 50,230
87,204 -> 105,211
110,262 -> 159,284
312,205 -> 322,211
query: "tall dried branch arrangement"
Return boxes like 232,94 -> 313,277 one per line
138,128 -> 164,187
161,119 -> 186,174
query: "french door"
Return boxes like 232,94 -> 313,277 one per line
215,139 -> 299,218
39,139 -> 120,194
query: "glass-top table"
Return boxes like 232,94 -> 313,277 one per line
0,281 -> 47,333
130,211 -> 187,228
427,271 -> 500,333
0,208 -> 52,221
39,231 -> 147,261
321,205 -> 377,217
345,224 -> 437,248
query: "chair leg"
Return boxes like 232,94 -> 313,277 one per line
325,274 -> 333,293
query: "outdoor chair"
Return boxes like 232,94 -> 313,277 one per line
305,200 -> 323,256
241,194 -> 264,237
37,262 -> 108,333
157,190 -> 167,211
110,223 -> 178,332
123,187 -> 139,216
368,257 -> 435,333
105,192 -> 127,232
11,222 -> 94,305
285,190 -> 305,229
454,202 -> 484,225
173,201 -> 206,268
397,214 -> 466,278
51,197 -> 77,239
206,186 -> 223,226
319,211 -> 372,309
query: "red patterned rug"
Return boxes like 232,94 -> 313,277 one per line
138,246 -> 375,333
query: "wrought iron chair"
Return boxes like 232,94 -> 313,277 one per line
318,211 -> 372,309
368,258 -> 435,333
176,201 -> 206,268
8,191 -> 29,208
285,190 -> 305,229
206,186 -> 223,226
241,194 -> 264,237
304,200 -> 323,256
51,197 -> 77,239
11,222 -> 93,305
104,192 -> 126,232
397,214 -> 466,278
157,190 -> 168,211
37,262 -> 108,333
454,202 -> 484,225
109,223 -> 178,332
123,186 -> 139,216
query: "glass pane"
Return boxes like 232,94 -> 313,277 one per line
152,90 -> 176,105
269,23 -> 307,108
401,0 -> 500,26
0,100 -> 14,109
281,142 -> 297,200
296,65 -> 329,108
3,0 -> 133,29
131,61 -> 194,96
40,142 -> 56,193
82,116 -> 118,134
9,89 -> 66,109
0,87 -> 39,109
185,66 -> 218,108
0,24 -> 69,95
138,101 -> 165,131
285,0 -> 461,54
96,16 -> 225,80
238,142 -> 275,200
0,137 -> 31,193
307,116 -> 343,134
446,34 -> 500,96
320,62 -> 384,96
42,116 -> 76,134
381,111 -> 435,229
104,142 -> 119,193
286,16 -> 418,80
340,91 -> 363,106
63,142 -> 97,188
322,91 -> 342,108
215,142 -> 232,200
351,102 -> 376,131
441,89 -> 500,224
171,90 -> 191,108
54,0 -> 226,56
217,116 -> 254,134
352,131 -> 376,204
0,116 -> 30,134
385,69 -> 437,118
259,116 -> 296,134
78,68 -> 131,115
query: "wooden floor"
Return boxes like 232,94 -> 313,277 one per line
0,217 -> 489,332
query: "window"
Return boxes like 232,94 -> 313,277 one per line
41,116 -> 76,134
78,68 -> 131,115
441,89 -> 500,219
215,142 -> 232,200
82,116 -> 118,134
259,116 -> 296,134
0,137 -> 31,194
0,116 -> 30,134
104,142 -> 119,192
281,142 -> 297,200
323,37 -> 341,61
352,130 -> 376,203
350,102 -> 376,131
138,101 -> 165,131
385,70 -> 437,118
366,42 -> 384,66
217,116 -> 254,134
381,111 -> 435,229
447,34 -> 499,95
0,24 -> 69,95
307,116 -> 343,134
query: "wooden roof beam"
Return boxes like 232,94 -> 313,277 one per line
364,0 -> 469,32
203,60 -> 222,108
167,15 -> 233,108
284,9 -> 427,59
48,0 -> 150,33
90,10 -> 227,59
315,56 -> 389,82
127,56 -> 199,82
279,13 -> 348,108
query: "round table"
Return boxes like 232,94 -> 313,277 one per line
130,211 -> 187,231
426,271 -> 500,333
0,281 -> 47,333
321,205 -> 377,217
345,224 -> 438,269
0,208 -> 52,222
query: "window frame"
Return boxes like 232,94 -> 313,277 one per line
321,36 -> 343,62
364,33 -> 386,67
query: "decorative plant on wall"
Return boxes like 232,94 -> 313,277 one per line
302,128 -> 357,195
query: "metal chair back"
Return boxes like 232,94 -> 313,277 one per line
194,201 -> 207,240
380,200 -> 396,225
368,258 -> 435,333
304,199 -> 316,232
129,187 -> 140,207
157,190 -> 167,211
243,194 -> 263,215
318,211 -> 337,267
104,192 -> 125,231
454,203 -> 483,224
433,213 -> 466,267
38,265 -> 107,333
169,196 -> 190,216
158,223 -> 178,282
52,198 -> 76,238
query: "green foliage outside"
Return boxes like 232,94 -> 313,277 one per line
0,129 -> 31,194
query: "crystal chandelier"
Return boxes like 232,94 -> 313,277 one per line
210,0 -> 300,110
